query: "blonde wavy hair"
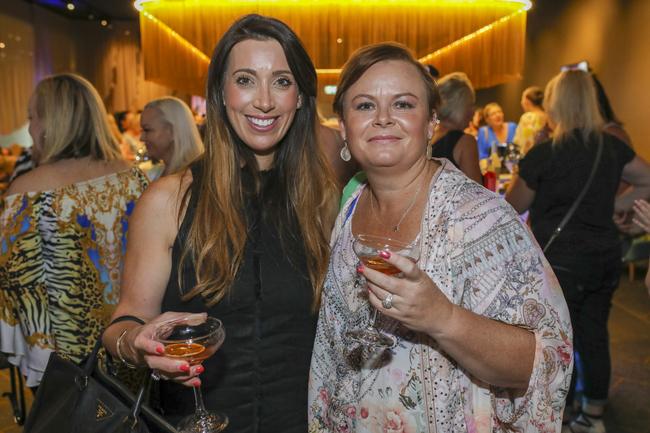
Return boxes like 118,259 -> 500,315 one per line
544,70 -> 604,144
32,73 -> 122,164
143,97 -> 204,174
180,15 -> 338,310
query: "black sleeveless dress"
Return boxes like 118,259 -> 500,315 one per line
159,163 -> 317,433
430,130 -> 464,168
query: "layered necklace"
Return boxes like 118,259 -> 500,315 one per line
369,180 -> 424,232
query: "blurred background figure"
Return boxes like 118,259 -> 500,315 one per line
105,113 -> 131,160
429,72 -> 482,184
0,73 -> 149,390
140,96 -> 205,179
477,102 -> 517,160
514,86 -> 547,155
120,110 -> 145,159
464,107 -> 483,138
426,64 -> 440,81
506,69 -> 650,433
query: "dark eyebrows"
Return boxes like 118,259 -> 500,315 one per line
350,92 -> 419,102
231,68 -> 294,77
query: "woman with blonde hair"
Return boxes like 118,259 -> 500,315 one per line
140,96 -> 204,177
507,70 -> 650,433
0,73 -> 148,389
429,72 -> 482,183
476,102 -> 516,159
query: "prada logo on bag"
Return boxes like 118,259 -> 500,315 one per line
96,399 -> 114,421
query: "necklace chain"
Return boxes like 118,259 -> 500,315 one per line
369,181 -> 423,232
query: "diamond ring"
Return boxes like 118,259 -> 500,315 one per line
382,293 -> 394,309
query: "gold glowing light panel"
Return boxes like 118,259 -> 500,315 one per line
135,0 -> 532,95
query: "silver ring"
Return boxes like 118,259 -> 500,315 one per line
151,370 -> 161,381
382,293 -> 394,309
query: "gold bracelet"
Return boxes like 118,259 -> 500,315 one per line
116,329 -> 138,369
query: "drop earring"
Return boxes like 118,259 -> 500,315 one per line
340,140 -> 351,162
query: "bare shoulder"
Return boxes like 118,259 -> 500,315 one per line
457,133 -> 477,147
5,164 -> 54,196
136,169 -> 192,218
5,158 -> 132,196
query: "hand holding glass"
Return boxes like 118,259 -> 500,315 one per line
153,316 -> 227,433
347,234 -> 420,349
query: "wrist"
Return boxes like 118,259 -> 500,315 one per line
427,301 -> 458,341
116,326 -> 141,368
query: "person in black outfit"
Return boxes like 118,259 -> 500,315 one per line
429,72 -> 482,184
103,15 -> 339,432
506,70 -> 650,433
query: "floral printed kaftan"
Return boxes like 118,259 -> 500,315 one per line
309,160 -> 572,433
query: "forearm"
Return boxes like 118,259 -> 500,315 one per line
615,185 -> 650,212
431,304 -> 535,389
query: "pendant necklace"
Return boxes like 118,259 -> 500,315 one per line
370,181 -> 424,232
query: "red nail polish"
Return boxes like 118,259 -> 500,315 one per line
356,265 -> 364,273
195,365 -> 205,374
156,346 -> 165,355
179,364 -> 190,372
192,379 -> 201,387
379,250 -> 391,259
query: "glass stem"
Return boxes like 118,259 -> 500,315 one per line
193,384 -> 207,414
369,308 -> 380,329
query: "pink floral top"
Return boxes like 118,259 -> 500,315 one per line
308,160 -> 572,433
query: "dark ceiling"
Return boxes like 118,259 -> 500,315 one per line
22,0 -> 138,21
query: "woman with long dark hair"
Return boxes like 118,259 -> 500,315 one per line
103,15 -> 338,432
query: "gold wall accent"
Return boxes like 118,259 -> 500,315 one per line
136,0 -> 531,96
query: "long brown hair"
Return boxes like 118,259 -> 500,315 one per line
180,14 -> 338,309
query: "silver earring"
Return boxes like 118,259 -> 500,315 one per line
340,140 -> 351,162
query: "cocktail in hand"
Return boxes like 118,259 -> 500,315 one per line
153,316 -> 227,433
347,234 -> 420,349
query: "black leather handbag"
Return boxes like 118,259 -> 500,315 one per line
23,317 -> 177,433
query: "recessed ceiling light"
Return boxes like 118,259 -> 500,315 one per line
0,42 -> 5,49
100,19 -> 109,27
66,2 -> 75,11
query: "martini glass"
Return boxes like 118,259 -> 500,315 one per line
346,234 -> 420,349
153,316 -> 227,433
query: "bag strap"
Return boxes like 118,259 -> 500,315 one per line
543,138 -> 604,253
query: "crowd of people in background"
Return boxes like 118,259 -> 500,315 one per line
1,13 -> 650,433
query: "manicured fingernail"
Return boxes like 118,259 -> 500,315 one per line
179,364 -> 190,372
379,250 -> 391,259
156,346 -> 164,355
192,379 -> 201,387
356,265 -> 364,273
195,365 -> 204,374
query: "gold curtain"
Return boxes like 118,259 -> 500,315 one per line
423,11 -> 527,89
0,13 -> 34,135
138,0 -> 531,95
